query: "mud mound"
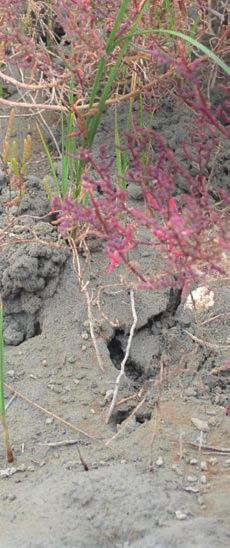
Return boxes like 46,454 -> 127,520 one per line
0,176 -> 69,345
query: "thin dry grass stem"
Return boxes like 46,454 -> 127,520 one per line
117,385 -> 147,407
117,394 -> 138,406
69,237 -> 105,372
0,96 -> 68,113
187,442 -> 230,454
0,228 -> 66,252
0,215 -> 67,252
0,69 -> 68,90
211,362 -> 230,375
96,283 -> 126,328
183,329 -> 230,350
179,431 -> 185,463
149,400 -> 160,469
105,392 -> 148,446
106,289 -> 137,424
200,313 -> 230,326
5,383 -> 95,440
0,68 -> 173,118
38,439 -> 83,448
5,393 -> 17,411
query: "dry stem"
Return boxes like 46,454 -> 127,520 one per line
69,237 -> 105,372
105,393 -> 148,445
5,383 -> 95,440
106,289 -> 137,424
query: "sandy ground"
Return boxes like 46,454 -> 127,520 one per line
0,93 -> 230,547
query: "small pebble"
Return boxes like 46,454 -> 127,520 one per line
209,457 -> 218,466
67,355 -> 77,364
171,464 -> 183,476
45,417 -> 54,425
42,359 -> 47,367
7,370 -> 15,378
187,475 -> 198,483
81,332 -> 89,340
27,466 -> 35,472
200,474 -> 207,484
208,418 -> 217,427
185,486 -> 200,493
185,387 -> 197,397
190,458 -> 198,465
104,389 -> 114,402
175,510 -> 187,521
198,496 -> 204,505
81,345 -> 87,351
8,494 -> 16,502
156,456 -> 164,467
200,461 -> 208,471
191,417 -> 209,432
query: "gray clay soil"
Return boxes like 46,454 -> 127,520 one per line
0,100 -> 230,548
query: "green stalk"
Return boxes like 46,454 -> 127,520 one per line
36,123 -> 61,196
115,29 -> 230,76
72,0 -> 151,194
86,0 -> 151,148
0,299 -> 13,463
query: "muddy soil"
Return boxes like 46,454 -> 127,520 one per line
0,97 -> 230,547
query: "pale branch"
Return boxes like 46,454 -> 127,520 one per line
106,289 -> 137,424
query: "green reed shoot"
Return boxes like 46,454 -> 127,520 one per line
0,299 -> 13,463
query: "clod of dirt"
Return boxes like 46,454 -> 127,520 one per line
0,176 -> 69,345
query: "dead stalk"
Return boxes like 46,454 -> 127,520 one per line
183,329 -> 230,350
38,439 -> 84,448
149,401 -> 160,468
105,393 -> 148,445
106,289 -> 137,424
187,442 -> 230,454
0,69 -> 68,90
5,393 -> 17,411
5,383 -> 95,440
70,238 -> 105,372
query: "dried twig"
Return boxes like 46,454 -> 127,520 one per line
187,442 -> 230,454
0,69 -> 68,90
183,329 -> 230,350
105,393 -> 148,445
38,439 -> 84,448
69,237 -> 105,372
106,289 -> 137,423
211,362 -> 230,375
5,393 -> 17,410
5,383 -> 95,440
149,400 -> 160,469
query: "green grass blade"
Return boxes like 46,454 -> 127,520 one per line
106,0 -> 130,54
157,30 -> 230,75
87,0 -> 151,148
36,124 -> 61,196
87,42 -> 130,147
114,104 -> 123,180
88,0 -> 132,115
89,57 -> 107,109
116,29 -> 230,76
0,298 -> 13,463
0,299 -> 4,417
